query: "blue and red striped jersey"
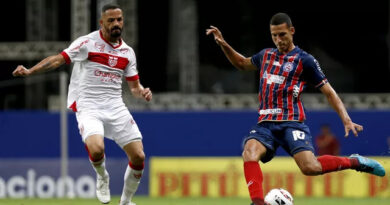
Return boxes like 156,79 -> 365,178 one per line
251,46 -> 327,122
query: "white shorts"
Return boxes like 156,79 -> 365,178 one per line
75,105 -> 142,148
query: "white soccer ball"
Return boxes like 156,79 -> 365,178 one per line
264,188 -> 294,205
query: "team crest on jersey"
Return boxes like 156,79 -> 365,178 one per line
108,56 -> 118,67
94,42 -> 105,52
283,62 -> 294,72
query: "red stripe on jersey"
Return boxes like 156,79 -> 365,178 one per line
126,74 -> 139,81
276,54 -> 298,121
258,51 -> 276,122
297,82 -> 306,121
287,60 -> 304,120
266,55 -> 285,121
99,30 -> 122,49
61,51 -> 71,64
88,52 -> 129,70
258,49 -> 272,108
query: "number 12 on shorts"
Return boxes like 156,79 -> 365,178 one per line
292,130 -> 305,141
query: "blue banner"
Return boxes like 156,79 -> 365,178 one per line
0,110 -> 389,158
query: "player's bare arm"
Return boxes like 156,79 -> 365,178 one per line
320,83 -> 363,137
206,26 -> 256,71
127,80 -> 152,102
12,54 -> 66,77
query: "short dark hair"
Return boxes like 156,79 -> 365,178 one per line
270,13 -> 293,27
102,4 -> 121,13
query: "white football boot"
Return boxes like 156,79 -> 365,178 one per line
96,171 -> 111,204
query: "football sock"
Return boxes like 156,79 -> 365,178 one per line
244,161 -> 264,205
85,145 -> 107,178
120,162 -> 144,203
317,155 -> 359,174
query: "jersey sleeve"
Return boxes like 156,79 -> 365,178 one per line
251,49 -> 267,69
302,54 -> 328,89
60,36 -> 90,64
125,48 -> 139,81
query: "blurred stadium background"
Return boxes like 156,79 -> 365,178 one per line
0,0 -> 390,204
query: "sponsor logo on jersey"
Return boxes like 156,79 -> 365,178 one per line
259,108 -> 282,115
94,70 -> 121,80
94,42 -> 105,52
108,56 -> 118,67
264,60 -> 282,67
283,62 -> 294,72
108,50 -> 118,55
263,71 -> 285,84
120,48 -> 129,54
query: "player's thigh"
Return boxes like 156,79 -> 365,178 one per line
282,122 -> 315,156
76,111 -> 104,143
243,123 -> 276,163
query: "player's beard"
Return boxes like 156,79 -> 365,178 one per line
110,26 -> 122,38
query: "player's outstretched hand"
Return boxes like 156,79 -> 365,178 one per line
344,121 -> 363,137
142,88 -> 152,102
12,65 -> 31,77
206,25 -> 225,46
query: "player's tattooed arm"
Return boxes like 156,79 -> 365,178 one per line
12,54 -> 66,77
206,25 -> 256,71
128,80 -> 152,102
320,83 -> 363,137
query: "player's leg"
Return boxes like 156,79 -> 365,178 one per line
85,135 -> 111,204
243,139 -> 267,205
85,135 -> 107,178
76,112 -> 110,203
293,151 -> 386,176
284,122 -> 385,177
110,110 -> 144,205
119,140 -> 145,205
242,123 -> 275,205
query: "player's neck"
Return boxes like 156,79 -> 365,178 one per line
279,44 -> 295,55
101,30 -> 121,44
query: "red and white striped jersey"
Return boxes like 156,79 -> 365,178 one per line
61,30 -> 139,111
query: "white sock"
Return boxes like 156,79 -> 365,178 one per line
120,165 -> 143,203
90,156 -> 107,178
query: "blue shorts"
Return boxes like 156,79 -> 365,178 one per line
243,121 -> 315,163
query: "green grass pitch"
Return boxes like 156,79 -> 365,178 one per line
1,196 -> 390,205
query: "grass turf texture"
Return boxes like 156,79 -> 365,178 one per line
1,196 -> 390,205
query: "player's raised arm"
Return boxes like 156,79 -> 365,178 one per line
319,83 -> 363,137
12,54 -> 66,77
206,26 -> 256,71
127,79 -> 152,102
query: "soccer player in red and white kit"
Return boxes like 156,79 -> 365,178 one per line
13,4 -> 148,205
207,13 -> 386,205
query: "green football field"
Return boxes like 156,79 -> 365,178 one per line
1,196 -> 390,205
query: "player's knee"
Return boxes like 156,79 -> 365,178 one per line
242,142 -> 263,162
132,150 -> 145,164
88,144 -> 105,160
299,163 -> 322,176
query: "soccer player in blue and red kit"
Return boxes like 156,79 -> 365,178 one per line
207,13 -> 385,205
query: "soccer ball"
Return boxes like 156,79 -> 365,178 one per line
264,188 -> 293,205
